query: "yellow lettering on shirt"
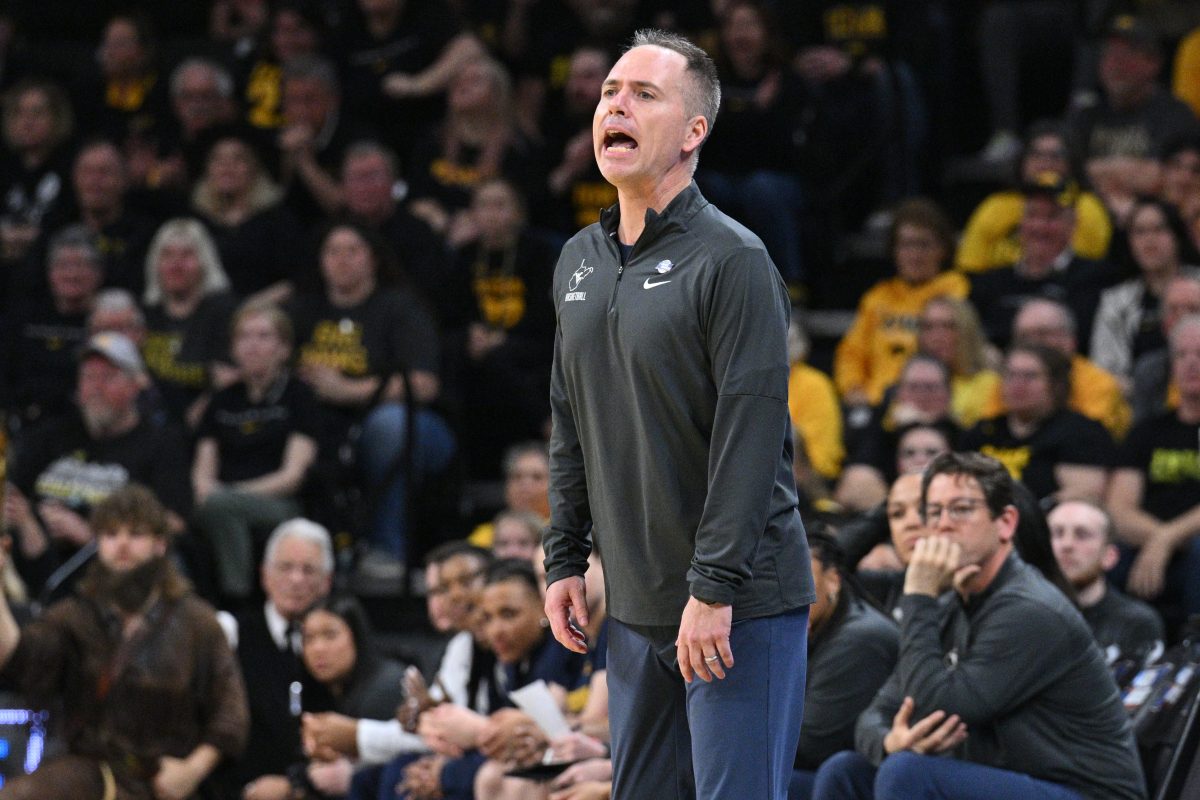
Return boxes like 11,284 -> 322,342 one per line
571,182 -> 618,229
246,62 -> 283,129
473,274 -> 527,329
980,445 -> 1032,480
430,159 -> 484,190
1149,449 -> 1200,483
824,5 -> 888,46
299,320 -> 369,376
142,331 -> 208,388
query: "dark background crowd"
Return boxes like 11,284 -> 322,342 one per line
1,0 -> 1200,797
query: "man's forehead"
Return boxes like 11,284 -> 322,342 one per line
1048,502 -> 1104,532
607,45 -> 686,83
274,536 -> 323,562
926,472 -> 984,498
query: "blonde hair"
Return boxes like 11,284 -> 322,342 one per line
142,218 -> 230,305
922,295 -> 990,376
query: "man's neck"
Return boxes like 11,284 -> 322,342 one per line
1179,397 -> 1200,424
1076,577 -> 1107,608
615,167 -> 691,245
86,409 -> 139,439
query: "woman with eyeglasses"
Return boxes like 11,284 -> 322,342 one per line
961,343 -> 1115,502
1090,197 -> 1200,384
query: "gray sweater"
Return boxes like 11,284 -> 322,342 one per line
856,554 -> 1146,800
543,182 -> 814,625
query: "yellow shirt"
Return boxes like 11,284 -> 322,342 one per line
953,370 -> 1004,429
986,355 -> 1131,440
955,190 -> 1112,272
834,272 -> 969,405
787,362 -> 844,480
1175,28 -> 1200,119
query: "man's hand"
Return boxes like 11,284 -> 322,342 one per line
545,576 -> 589,654
550,781 -> 612,800
37,501 -> 92,547
551,758 -> 613,790
241,775 -> 292,800
675,596 -> 733,683
153,755 -> 205,800
548,731 -> 608,763
307,757 -> 353,796
399,754 -> 446,800
904,536 -> 980,597
3,485 -> 33,530
882,696 -> 967,756
417,703 -> 487,756
478,708 -> 548,765
302,711 -> 359,760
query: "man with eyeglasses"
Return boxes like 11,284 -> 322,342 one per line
221,517 -> 333,796
813,451 -> 1145,800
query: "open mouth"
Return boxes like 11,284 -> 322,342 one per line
603,130 -> 638,152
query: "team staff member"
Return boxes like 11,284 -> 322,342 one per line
543,30 -> 813,800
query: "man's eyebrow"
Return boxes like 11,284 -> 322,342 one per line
601,78 -> 665,93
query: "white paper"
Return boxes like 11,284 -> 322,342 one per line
508,679 -> 572,740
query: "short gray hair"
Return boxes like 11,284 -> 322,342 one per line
264,518 -> 335,575
92,288 -> 145,324
170,57 -> 234,99
343,139 -> 399,180
47,224 -> 103,271
628,29 -> 720,139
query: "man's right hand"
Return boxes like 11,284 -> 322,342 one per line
545,576 -> 589,654
882,696 -> 967,755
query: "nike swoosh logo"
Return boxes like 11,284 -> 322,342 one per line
643,278 -> 672,289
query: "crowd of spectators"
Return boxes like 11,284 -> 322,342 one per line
1,0 -> 1200,798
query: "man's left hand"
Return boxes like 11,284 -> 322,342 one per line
676,596 -> 732,683
904,536 -> 979,597
37,501 -> 92,547
153,755 -> 203,800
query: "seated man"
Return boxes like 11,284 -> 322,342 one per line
0,484 -> 249,800
222,517 -> 333,796
813,452 -> 1145,800
969,175 -> 1118,351
1108,313 -> 1200,629
1047,500 -> 1164,663
4,332 -> 191,595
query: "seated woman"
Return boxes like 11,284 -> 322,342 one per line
1090,197 -> 1200,384
961,344 -> 1114,503
386,560 -> 588,800
191,126 -> 308,304
191,302 -> 319,604
834,198 -> 968,409
790,527 -> 898,800
956,120 -> 1112,272
916,295 -> 1003,429
242,594 -> 408,800
289,221 -> 455,578
140,217 -> 239,428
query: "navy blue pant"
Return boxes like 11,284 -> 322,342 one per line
607,607 -> 808,800
812,750 -> 1085,800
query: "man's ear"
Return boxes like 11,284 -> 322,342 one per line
682,114 -> 708,156
995,504 -> 1019,545
1101,542 -> 1120,572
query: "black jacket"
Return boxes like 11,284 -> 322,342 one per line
543,182 -> 814,625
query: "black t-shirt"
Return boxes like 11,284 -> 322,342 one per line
0,299 -> 87,425
199,204 -> 308,298
8,412 -> 192,519
1082,587 -> 1164,664
289,287 -> 440,431
1116,410 -> 1200,521
405,126 -> 545,219
142,292 -> 238,425
700,66 -> 807,175
1069,87 -> 1200,161
197,374 -> 320,483
968,257 -> 1118,351
961,409 -> 1114,500
336,0 -> 461,155
0,147 -> 73,229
